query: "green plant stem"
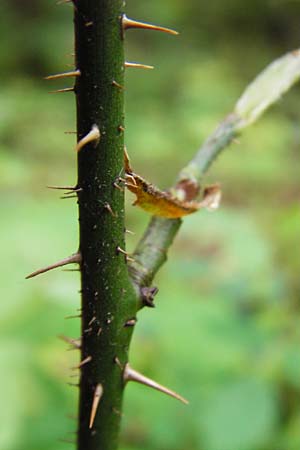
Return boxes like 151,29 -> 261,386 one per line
129,113 -> 239,291
75,2 -> 137,449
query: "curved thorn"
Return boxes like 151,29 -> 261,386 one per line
76,125 -> 101,152
112,80 -> 125,90
123,364 -> 188,405
44,70 -> 80,80
89,384 -> 103,429
26,252 -> 81,279
125,62 -> 154,70
122,15 -> 178,36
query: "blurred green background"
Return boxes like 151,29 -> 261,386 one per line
0,1 -> 300,449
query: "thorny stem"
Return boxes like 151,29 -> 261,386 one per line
35,7 -> 300,447
75,1 -> 137,449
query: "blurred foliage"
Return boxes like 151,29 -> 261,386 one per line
0,1 -> 300,449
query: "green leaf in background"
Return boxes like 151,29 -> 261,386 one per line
199,379 -> 278,450
235,49 -> 300,129
1,1 -> 300,449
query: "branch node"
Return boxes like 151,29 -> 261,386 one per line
141,286 -> 158,308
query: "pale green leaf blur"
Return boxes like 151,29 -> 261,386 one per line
0,1 -> 299,450
235,49 -> 300,129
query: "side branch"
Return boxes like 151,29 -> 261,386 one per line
129,114 -> 238,292
130,47 -> 300,296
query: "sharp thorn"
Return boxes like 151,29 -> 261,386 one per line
125,61 -> 154,70
47,185 -> 77,191
44,70 -> 80,80
89,384 -> 103,429
124,146 -> 134,175
114,357 -> 123,369
122,14 -> 178,36
112,80 -> 125,90
49,87 -> 74,94
113,181 -> 124,192
125,228 -> 135,235
124,364 -> 188,405
26,252 -> 81,279
116,246 -> 128,256
104,202 -> 117,217
76,124 -> 100,152
58,335 -> 82,349
60,194 -> 78,199
72,356 -> 92,370
126,256 -> 135,263
64,188 -> 82,194
116,246 -> 135,262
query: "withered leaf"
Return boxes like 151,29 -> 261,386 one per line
124,149 -> 221,218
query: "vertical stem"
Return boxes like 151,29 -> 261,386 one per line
75,2 -> 137,449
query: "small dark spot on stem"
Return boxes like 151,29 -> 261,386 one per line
141,286 -> 158,308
